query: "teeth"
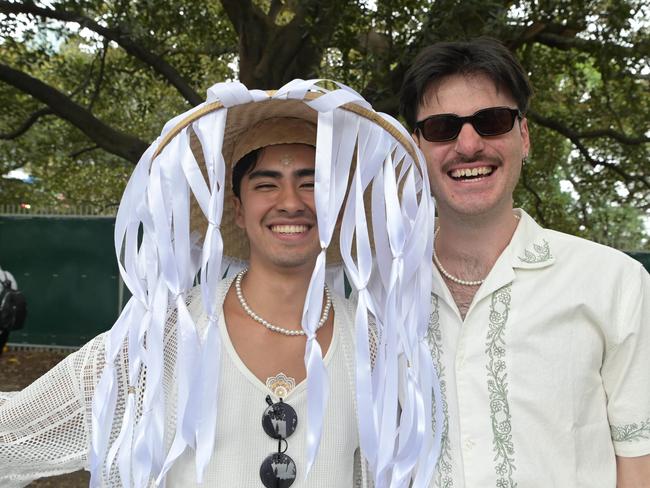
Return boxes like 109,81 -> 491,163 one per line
271,225 -> 308,234
450,166 -> 493,178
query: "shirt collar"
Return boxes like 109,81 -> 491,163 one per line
508,208 -> 555,270
473,208 -> 555,302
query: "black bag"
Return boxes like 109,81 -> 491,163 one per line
0,277 -> 27,331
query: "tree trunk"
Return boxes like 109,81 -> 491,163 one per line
221,0 -> 339,89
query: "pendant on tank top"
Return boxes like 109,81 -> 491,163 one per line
266,372 -> 296,397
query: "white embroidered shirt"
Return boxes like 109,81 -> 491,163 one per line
426,209 -> 650,488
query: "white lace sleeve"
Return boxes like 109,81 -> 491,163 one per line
0,335 -> 106,487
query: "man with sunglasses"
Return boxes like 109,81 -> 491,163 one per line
400,38 -> 650,487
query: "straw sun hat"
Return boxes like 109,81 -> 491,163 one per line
93,79 -> 441,488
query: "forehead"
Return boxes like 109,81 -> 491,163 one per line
418,73 -> 516,118
254,143 -> 316,170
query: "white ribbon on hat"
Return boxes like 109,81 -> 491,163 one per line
389,170 -> 430,487
91,139 -> 160,486
338,117 -> 384,473
364,111 -> 442,486
306,102 -> 358,475
190,109 -> 227,481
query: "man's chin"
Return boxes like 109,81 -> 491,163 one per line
268,253 -> 319,271
435,198 -> 502,219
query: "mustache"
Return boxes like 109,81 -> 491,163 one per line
442,154 -> 502,171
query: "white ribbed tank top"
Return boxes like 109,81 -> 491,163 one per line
166,278 -> 360,487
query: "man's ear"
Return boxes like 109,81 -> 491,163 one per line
233,196 -> 245,229
519,117 -> 531,156
411,131 -> 421,149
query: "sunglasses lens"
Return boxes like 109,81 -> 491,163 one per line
421,115 -> 460,141
260,452 -> 297,488
474,108 -> 516,136
418,107 -> 519,141
262,401 -> 298,439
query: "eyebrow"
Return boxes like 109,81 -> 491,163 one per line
247,168 -> 315,180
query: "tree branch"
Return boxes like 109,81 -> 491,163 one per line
268,0 -> 283,21
163,45 -> 237,58
69,145 -> 100,158
528,110 -> 650,190
220,0 -> 257,36
259,0 -> 340,83
0,107 -> 53,140
0,62 -> 148,163
520,164 -> 547,227
0,0 -> 202,105
88,40 -> 109,112
574,128 -> 650,145
521,30 -> 650,61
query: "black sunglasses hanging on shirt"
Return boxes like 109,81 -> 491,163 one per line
260,395 -> 298,488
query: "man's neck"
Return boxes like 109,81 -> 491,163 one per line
435,207 -> 519,273
434,207 -> 519,320
239,262 -> 315,328
223,259 -> 334,388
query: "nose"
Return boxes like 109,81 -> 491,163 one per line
454,121 -> 485,158
277,184 -> 306,214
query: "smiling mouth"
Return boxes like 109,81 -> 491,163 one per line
270,224 -> 310,234
449,166 -> 494,180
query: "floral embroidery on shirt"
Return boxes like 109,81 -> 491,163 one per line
611,419 -> 650,442
518,239 -> 551,264
486,285 -> 517,488
426,294 -> 453,487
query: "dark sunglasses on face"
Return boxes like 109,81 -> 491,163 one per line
260,395 -> 298,488
415,106 -> 523,142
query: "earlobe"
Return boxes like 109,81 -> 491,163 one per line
520,117 -> 531,154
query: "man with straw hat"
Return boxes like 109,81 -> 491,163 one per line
0,79 -> 442,487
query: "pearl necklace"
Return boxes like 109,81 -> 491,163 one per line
433,214 -> 520,287
234,269 -> 332,336
433,228 -> 485,286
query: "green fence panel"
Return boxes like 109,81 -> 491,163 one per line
0,214 -> 120,347
625,251 -> 650,273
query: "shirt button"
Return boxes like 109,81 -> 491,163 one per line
464,438 -> 475,450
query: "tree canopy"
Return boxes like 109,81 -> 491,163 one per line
1,0 -> 648,248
